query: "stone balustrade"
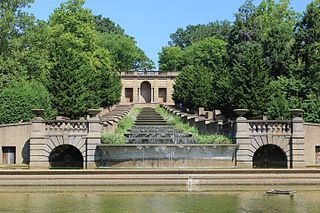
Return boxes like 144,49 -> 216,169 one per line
45,120 -> 88,134
248,120 -> 292,135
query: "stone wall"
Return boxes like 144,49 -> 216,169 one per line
304,123 -> 320,166
0,123 -> 31,165
120,71 -> 178,104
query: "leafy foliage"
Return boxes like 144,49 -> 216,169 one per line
97,33 -> 154,71
169,20 -> 231,48
0,80 -> 54,124
166,0 -> 320,122
173,65 -> 213,111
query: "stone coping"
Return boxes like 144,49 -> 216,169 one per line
304,122 -> 320,127
98,144 -> 238,147
0,122 -> 31,128
1,168 -> 320,175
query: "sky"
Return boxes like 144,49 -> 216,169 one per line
27,0 -> 312,69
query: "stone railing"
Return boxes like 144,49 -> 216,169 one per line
248,120 -> 292,136
45,120 -> 88,134
120,71 -> 179,77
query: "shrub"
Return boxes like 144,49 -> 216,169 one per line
0,80 -> 55,124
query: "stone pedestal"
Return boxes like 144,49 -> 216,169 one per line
86,109 -> 102,169
234,109 -> 251,167
291,112 -> 305,168
29,111 -> 49,169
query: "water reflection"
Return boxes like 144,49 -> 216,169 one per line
0,187 -> 319,213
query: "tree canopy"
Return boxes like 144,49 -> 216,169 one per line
0,0 -> 152,122
165,0 -> 320,122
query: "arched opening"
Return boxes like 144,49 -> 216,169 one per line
253,144 -> 287,168
140,81 -> 151,103
49,145 -> 83,169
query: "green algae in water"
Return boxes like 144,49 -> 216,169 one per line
0,190 -> 320,213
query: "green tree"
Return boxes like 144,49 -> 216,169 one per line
173,65 -> 213,111
47,0 -> 120,118
229,0 -> 298,77
158,46 -> 184,71
0,0 -> 36,89
184,37 -> 227,68
97,33 -> 154,71
230,46 -> 272,117
295,0 -> 320,93
267,76 -> 304,119
94,15 -> 125,35
169,20 -> 231,48
0,80 -> 54,124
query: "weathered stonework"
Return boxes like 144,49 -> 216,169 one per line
120,71 -> 178,105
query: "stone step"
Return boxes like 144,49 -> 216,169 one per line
126,138 -> 197,144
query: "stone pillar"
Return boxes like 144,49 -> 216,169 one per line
86,109 -> 102,169
133,87 -> 138,103
29,109 -> 49,169
197,107 -> 205,116
154,87 -> 159,103
290,109 -> 305,168
234,109 -> 251,167
151,88 -> 154,103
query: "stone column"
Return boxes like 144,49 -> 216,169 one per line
234,109 -> 251,167
290,109 -> 305,168
29,109 -> 49,169
151,88 -> 154,103
154,87 -> 159,103
86,109 -> 102,169
197,107 -> 205,116
133,87 -> 138,103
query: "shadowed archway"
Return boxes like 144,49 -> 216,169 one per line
49,144 -> 84,169
140,81 -> 151,103
253,144 -> 287,168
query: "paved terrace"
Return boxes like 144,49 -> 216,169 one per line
1,169 -> 320,186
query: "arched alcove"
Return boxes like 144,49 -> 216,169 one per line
253,144 -> 288,168
140,81 -> 151,103
49,144 -> 84,169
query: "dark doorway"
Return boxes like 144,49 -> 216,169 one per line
125,88 -> 133,103
316,146 -> 320,164
49,145 -> 83,169
253,144 -> 287,168
158,88 -> 167,103
140,81 -> 151,103
2,147 -> 16,164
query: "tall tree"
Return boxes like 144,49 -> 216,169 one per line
97,33 -> 154,71
230,45 -> 273,117
229,0 -> 298,77
158,46 -> 184,71
169,20 -> 231,48
173,65 -> 213,111
47,0 -> 120,118
0,0 -> 36,89
295,0 -> 320,92
94,15 -> 125,35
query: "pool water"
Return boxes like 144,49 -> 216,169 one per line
0,186 -> 319,213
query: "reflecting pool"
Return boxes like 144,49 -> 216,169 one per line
0,186 -> 319,213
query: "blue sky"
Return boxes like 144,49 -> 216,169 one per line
27,0 -> 312,69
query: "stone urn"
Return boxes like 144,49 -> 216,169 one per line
31,109 -> 45,118
87,109 -> 101,118
234,109 -> 249,117
289,109 -> 304,118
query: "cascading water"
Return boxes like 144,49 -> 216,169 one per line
98,107 -> 238,168
125,107 -> 197,144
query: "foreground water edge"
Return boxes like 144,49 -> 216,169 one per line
0,185 -> 320,213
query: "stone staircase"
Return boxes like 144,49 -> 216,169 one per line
125,107 -> 197,144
